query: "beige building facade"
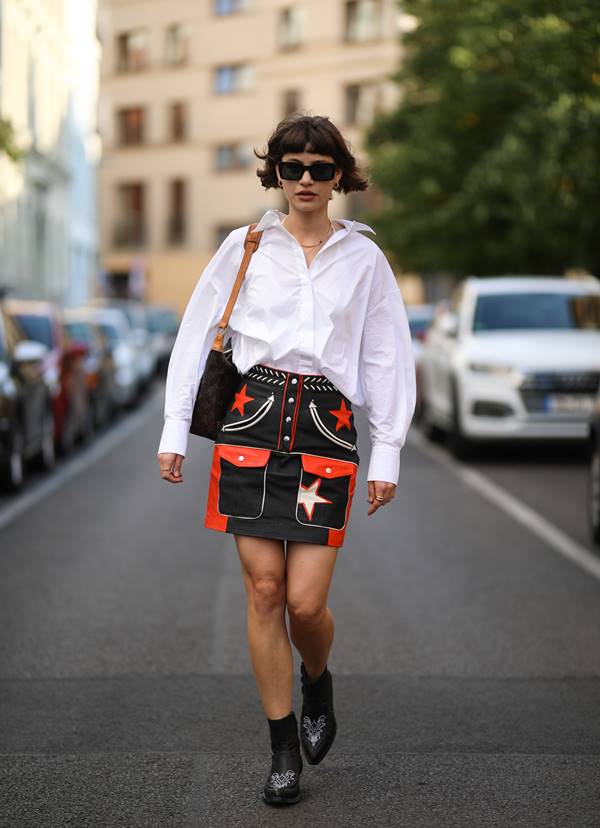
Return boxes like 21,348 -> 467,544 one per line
99,0 -> 409,314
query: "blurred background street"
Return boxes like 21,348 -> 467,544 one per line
1,0 -> 599,825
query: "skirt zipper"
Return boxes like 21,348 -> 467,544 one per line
221,393 -> 275,431
308,400 -> 357,451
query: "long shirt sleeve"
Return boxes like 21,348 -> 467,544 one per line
157,229 -> 245,458
358,248 -> 417,486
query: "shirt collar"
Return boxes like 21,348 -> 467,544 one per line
253,208 -> 376,235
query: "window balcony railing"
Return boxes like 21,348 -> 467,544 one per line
113,218 -> 146,248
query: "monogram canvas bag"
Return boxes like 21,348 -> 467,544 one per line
189,223 -> 263,440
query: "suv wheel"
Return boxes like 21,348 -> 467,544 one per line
59,405 -> 77,457
80,401 -> 95,444
0,424 -> 25,493
448,381 -> 473,460
38,406 -> 56,471
588,439 -> 600,546
421,398 -> 444,443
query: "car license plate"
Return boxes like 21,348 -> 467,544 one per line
545,394 -> 596,414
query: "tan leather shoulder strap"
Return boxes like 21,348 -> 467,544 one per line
211,222 -> 263,352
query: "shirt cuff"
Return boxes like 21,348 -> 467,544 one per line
366,443 -> 400,485
157,417 -> 190,457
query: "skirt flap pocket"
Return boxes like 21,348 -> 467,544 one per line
299,454 -> 357,479
215,444 -> 271,519
296,453 -> 358,530
216,444 -> 271,468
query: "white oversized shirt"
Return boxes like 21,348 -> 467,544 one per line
157,208 -> 416,485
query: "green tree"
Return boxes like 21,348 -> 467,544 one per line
0,118 -> 24,162
364,1 -> 600,276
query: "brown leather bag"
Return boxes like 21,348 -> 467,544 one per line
189,223 -> 263,440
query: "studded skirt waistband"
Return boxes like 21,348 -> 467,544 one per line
244,363 -> 337,393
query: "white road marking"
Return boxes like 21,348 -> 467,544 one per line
407,429 -> 600,582
0,390 -> 163,532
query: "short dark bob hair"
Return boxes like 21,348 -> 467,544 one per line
254,112 -> 369,194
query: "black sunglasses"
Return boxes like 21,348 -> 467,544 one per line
278,161 -> 337,181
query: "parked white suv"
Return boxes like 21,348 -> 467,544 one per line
419,276 -> 600,458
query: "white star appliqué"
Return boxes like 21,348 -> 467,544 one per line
298,478 -> 333,521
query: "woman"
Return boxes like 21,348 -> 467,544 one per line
156,113 -> 416,806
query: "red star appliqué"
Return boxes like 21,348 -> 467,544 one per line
328,399 -> 353,431
230,384 -> 254,416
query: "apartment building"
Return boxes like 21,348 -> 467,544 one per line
99,0 -> 406,312
0,0 -> 101,305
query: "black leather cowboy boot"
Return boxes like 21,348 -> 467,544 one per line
262,711 -> 303,805
299,661 -> 337,764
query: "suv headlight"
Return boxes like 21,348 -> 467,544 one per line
468,362 -> 513,375
468,362 -> 524,386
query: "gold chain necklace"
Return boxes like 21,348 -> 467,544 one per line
282,218 -> 335,248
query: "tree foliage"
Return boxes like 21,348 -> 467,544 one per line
364,1 -> 600,276
0,118 -> 24,162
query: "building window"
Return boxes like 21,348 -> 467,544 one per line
114,183 -> 146,247
167,180 -> 187,245
214,63 -> 253,94
344,0 -> 383,42
116,29 -> 148,72
282,89 -> 301,117
278,7 -> 305,50
169,102 -> 187,142
344,82 -> 384,125
165,23 -> 188,66
214,0 -> 250,15
215,142 -> 253,170
117,107 -> 145,145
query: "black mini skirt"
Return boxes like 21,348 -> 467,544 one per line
204,363 -> 360,548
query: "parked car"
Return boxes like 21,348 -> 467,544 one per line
588,385 -> 600,546
0,305 -> 56,492
89,298 -> 156,390
61,309 -> 117,430
406,303 -> 435,420
419,276 -> 600,458
80,306 -> 142,409
3,299 -> 92,456
143,305 -> 179,375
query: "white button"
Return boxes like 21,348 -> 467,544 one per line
325,467 -> 332,473
286,416 -> 292,422
238,455 -> 245,461
284,436 -> 290,441
291,378 -> 297,384
288,397 -> 295,403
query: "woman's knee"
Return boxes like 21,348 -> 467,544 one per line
287,594 -> 328,628
246,572 -> 286,618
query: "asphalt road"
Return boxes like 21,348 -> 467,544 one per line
1,381 -> 599,827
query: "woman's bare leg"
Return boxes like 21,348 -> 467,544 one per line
285,542 -> 339,679
234,534 -> 292,719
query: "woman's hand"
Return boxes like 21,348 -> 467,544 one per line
157,452 -> 184,483
366,480 -> 396,515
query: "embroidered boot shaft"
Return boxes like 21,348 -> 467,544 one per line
262,711 -> 303,806
300,662 -> 338,765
